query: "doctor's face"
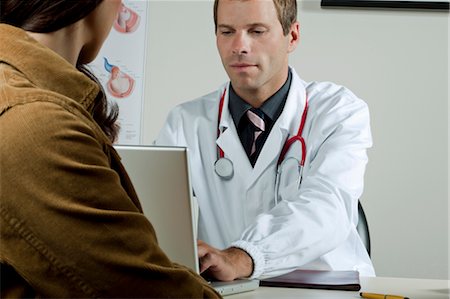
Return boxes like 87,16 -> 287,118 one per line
216,0 -> 299,102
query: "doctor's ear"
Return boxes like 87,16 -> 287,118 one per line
287,21 -> 300,53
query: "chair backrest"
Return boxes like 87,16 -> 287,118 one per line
356,201 -> 371,257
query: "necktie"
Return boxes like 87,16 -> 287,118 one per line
246,108 -> 265,157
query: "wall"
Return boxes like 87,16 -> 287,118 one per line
447,8 -> 449,281
142,0 -> 449,279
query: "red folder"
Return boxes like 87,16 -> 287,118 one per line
260,269 -> 361,291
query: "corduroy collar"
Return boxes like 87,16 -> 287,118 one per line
0,24 -> 99,110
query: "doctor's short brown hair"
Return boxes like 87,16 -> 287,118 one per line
213,0 -> 297,36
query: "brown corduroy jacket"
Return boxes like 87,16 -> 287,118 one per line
0,24 -> 221,298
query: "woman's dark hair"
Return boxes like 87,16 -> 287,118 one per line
79,65 -> 120,142
0,0 -> 120,142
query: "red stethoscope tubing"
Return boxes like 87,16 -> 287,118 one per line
216,88 -> 308,166
277,99 -> 308,166
217,89 -> 227,159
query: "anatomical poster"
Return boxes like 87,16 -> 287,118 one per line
89,0 -> 148,145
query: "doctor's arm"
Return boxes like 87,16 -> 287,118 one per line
197,240 -> 253,281
232,98 -> 373,278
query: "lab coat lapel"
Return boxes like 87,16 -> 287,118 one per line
276,68 -> 308,136
248,69 -> 308,188
216,86 -> 253,180
249,126 -> 285,188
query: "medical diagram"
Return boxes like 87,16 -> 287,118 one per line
103,57 -> 135,98
114,3 -> 140,33
89,0 -> 147,144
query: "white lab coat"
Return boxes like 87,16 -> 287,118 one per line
155,68 -> 375,278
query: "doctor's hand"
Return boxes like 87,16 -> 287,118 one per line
197,240 -> 253,281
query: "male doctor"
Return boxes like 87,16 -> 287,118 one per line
155,0 -> 375,281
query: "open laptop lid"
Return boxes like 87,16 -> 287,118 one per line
114,145 -> 199,273
114,145 -> 259,296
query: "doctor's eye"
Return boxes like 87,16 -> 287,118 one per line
251,30 -> 265,35
249,27 -> 267,36
219,30 -> 233,36
217,26 -> 235,36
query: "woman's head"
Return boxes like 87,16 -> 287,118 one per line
0,0 -> 103,33
1,0 -> 122,65
1,0 -> 122,142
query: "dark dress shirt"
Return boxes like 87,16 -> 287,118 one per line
229,69 -> 292,166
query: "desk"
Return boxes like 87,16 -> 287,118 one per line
228,276 -> 450,299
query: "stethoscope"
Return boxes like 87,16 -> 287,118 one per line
214,88 -> 308,185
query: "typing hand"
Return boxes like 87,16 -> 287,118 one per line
197,240 -> 253,281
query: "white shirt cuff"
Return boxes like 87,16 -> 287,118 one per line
231,240 -> 265,279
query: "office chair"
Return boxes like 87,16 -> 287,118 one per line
356,201 -> 371,257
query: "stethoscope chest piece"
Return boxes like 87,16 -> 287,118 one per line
214,157 -> 234,180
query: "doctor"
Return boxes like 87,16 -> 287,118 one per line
155,0 -> 375,280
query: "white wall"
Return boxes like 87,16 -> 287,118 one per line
447,9 -> 449,281
142,0 -> 449,280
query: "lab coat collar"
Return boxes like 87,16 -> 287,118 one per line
275,68 -> 307,134
218,82 -> 232,132
218,69 -> 307,132
216,69 -> 308,188
250,68 -> 307,187
216,83 -> 254,179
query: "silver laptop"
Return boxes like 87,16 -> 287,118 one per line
114,145 -> 259,296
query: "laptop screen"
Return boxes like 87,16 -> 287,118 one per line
114,145 -> 199,273
114,145 -> 259,296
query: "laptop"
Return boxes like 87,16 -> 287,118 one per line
114,145 -> 259,296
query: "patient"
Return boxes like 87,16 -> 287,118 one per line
0,0 -> 220,298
